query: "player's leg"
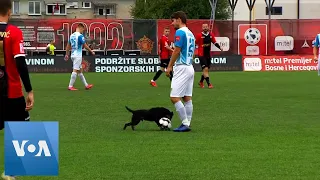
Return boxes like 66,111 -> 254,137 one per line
170,66 -> 191,132
183,66 -> 195,126
2,97 -> 29,178
6,97 -> 30,122
163,59 -> 173,81
68,57 -> 80,90
0,96 -> 6,130
203,57 -> 213,88
199,57 -> 206,88
150,59 -> 167,87
78,67 -> 93,90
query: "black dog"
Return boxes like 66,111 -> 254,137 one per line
124,106 -> 174,131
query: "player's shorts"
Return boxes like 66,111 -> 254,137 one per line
170,65 -> 195,97
71,56 -> 82,70
199,56 -> 211,69
160,59 -> 170,68
0,96 -> 30,130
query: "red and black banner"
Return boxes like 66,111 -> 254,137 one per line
133,20 -> 158,55
158,19 -> 318,56
8,19 -> 320,56
9,19 -> 134,51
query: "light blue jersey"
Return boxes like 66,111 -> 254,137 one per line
174,27 -> 195,65
314,34 -> 320,50
69,32 -> 85,57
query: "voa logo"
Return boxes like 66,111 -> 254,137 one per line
12,140 -> 51,157
194,57 -> 227,64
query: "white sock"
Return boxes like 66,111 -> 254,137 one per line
68,72 -> 77,87
174,101 -> 189,126
184,100 -> 193,126
79,73 -> 88,86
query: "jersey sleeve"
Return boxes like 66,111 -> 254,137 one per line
174,30 -> 185,48
79,34 -> 86,45
314,35 -> 319,47
210,32 -> 217,43
11,27 -> 25,58
160,36 -> 165,47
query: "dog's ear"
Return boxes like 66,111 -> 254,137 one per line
170,111 -> 174,118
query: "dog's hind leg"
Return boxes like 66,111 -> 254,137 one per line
123,123 -> 132,130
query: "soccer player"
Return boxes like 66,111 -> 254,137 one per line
65,24 -> 94,91
166,11 -> 195,132
0,0 -> 34,178
150,27 -> 174,87
313,33 -> 320,76
196,23 -> 222,88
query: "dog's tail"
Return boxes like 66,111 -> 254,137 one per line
125,106 -> 134,113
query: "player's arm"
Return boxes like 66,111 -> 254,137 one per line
65,42 -> 71,56
165,41 -> 174,52
313,35 -> 319,61
11,28 -> 33,110
15,56 -> 32,93
64,41 -> 71,61
168,31 -> 184,69
83,43 -> 94,55
80,35 -> 95,55
211,33 -> 222,51
168,47 -> 181,68
11,29 -> 33,93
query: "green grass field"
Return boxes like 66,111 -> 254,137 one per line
0,72 -> 320,180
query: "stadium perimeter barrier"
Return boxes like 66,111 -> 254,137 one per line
13,18 -> 318,73
11,19 -> 318,56
26,55 -> 243,73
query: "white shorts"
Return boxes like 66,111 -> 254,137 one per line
170,65 -> 195,97
71,56 -> 82,70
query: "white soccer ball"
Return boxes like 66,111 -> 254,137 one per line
159,117 -> 172,129
244,28 -> 261,45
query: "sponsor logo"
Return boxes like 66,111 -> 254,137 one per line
301,39 -> 310,48
94,57 -> 160,73
26,58 -> 55,65
5,122 -> 59,176
243,56 -> 318,72
194,57 -> 227,64
0,69 -> 4,78
238,24 -> 267,55
246,46 -> 259,55
211,37 -> 230,51
0,30 -> 10,38
243,58 -> 262,71
274,36 -> 294,51
81,58 -> 90,72
23,42 -> 32,47
136,35 -> 154,54
20,43 -> 25,53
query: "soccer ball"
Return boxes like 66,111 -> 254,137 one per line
159,117 -> 172,130
244,28 -> 261,45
